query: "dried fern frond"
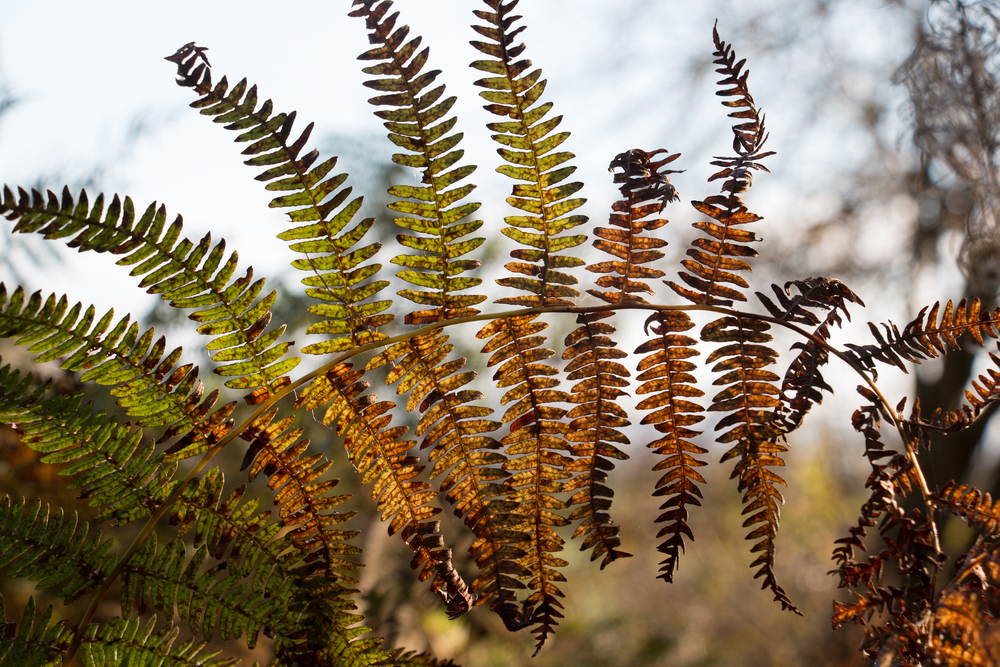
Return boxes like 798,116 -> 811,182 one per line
757,277 -> 863,433
845,299 -> 1000,378
634,310 -> 706,583
295,364 -> 473,615
666,26 -> 773,307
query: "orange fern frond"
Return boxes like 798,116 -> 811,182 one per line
935,481 -> 1000,534
295,365 -> 474,614
666,26 -> 773,307
633,310 -> 706,582
756,278 -> 863,433
845,299 -> 1000,378
475,314 -> 572,642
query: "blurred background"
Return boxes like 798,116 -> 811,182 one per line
1,0 -> 998,664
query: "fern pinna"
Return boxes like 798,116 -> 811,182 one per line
0,4 -> 999,667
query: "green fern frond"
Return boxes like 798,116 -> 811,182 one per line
470,0 -> 587,309
351,0 -> 486,325
0,280 -> 237,463
295,365 -> 473,614
170,467 -> 303,588
80,615 -> 238,667
281,584 -> 397,667
166,43 -> 393,356
121,533 -> 296,650
0,597 -> 70,667
0,496 -> 116,604
0,187 -> 298,406
0,364 -> 179,524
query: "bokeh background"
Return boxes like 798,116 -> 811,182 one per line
0,0 -> 997,664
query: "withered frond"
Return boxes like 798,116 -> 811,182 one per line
587,149 -> 680,305
633,310 -> 706,583
757,278 -> 864,433
936,481 -> 1000,535
295,364 -> 474,614
845,299 -> 1000,378
476,314 -> 573,649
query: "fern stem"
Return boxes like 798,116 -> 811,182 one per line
64,298 -> 901,665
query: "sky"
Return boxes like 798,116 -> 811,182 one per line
0,0 -> 940,414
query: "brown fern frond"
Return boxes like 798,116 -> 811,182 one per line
239,408 -> 361,586
633,310 -> 706,583
845,299 -> 1000,378
560,312 -> 633,569
367,330 -> 514,619
936,481 -> 1000,534
294,364 -> 474,614
756,278 -> 864,433
476,314 -> 573,646
666,26 -> 773,307
587,149 -> 680,304
912,348 -> 1000,435
832,390 -> 913,589
704,315 -> 798,612
555,149 -> 683,570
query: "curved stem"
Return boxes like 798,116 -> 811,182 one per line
64,298 -> 902,664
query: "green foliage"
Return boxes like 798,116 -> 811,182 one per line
0,2 -> 999,666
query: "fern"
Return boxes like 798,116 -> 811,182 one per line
0,6 -> 998,665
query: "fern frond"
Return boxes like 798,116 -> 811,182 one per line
666,26 -> 772,307
367,330 -> 510,618
281,584 -> 398,667
756,278 -> 863,433
589,148 -> 680,303
351,0 -> 486,325
295,365 -> 473,613
167,43 -> 393,356
633,311 -> 707,583
239,407 -> 361,585
560,313 -> 632,569
832,390 -> 913,589
471,0 -> 587,309
80,615 -> 238,667
935,481 -> 1000,534
0,187 -> 297,407
467,3 -> 587,646
0,597 -> 70,667
0,364 -> 179,524
0,280 -> 238,462
557,149 -> 685,570
845,299 -> 1000,379
476,314 -> 572,647
915,349 -> 1000,434
0,496 -> 115,604
121,533 -> 297,650
705,315 -> 797,612
170,467 -> 307,594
